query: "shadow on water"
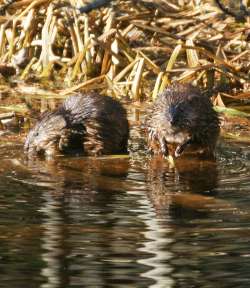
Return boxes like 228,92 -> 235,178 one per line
0,120 -> 250,287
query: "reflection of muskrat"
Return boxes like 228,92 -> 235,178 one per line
145,83 -> 220,158
24,92 -> 129,156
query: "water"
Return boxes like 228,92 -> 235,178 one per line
0,117 -> 250,287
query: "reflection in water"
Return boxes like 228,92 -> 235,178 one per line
137,155 -> 219,288
146,155 -> 219,214
40,193 -> 63,288
1,133 -> 250,287
21,156 -> 156,287
137,202 -> 174,288
144,145 -> 250,287
29,157 -> 132,288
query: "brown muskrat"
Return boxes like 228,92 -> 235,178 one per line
24,92 -> 129,156
145,83 -> 220,158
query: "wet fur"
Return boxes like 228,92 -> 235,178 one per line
145,83 -> 220,158
24,92 -> 129,156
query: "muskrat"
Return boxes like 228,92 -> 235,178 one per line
145,83 -> 220,158
24,92 -> 129,156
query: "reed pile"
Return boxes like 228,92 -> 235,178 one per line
0,0 -> 249,102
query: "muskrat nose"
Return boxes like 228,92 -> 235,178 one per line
170,118 -> 175,125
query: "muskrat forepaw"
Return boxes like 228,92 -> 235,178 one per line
174,148 -> 182,158
175,138 -> 192,157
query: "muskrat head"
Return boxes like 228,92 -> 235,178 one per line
24,112 -> 67,156
167,99 -> 199,131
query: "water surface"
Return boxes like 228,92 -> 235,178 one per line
0,115 -> 250,288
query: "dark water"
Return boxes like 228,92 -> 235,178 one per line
1,114 -> 250,288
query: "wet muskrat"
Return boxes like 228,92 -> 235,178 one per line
145,83 -> 220,158
24,92 -> 129,156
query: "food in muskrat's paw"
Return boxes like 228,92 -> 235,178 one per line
24,92 -> 129,157
145,83 -> 220,158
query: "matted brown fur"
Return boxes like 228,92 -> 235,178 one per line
24,92 -> 129,156
145,83 -> 220,158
